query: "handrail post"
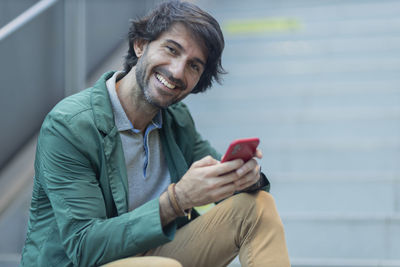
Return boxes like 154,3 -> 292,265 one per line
64,0 -> 86,96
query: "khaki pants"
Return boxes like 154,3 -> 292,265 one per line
104,191 -> 290,267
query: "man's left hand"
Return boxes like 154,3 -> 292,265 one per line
232,149 -> 262,191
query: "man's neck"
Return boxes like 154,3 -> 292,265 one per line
115,69 -> 159,133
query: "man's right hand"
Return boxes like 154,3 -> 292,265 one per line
174,156 -> 245,211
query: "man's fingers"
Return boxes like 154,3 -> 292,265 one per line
236,158 -> 258,177
213,170 -> 241,187
255,148 -> 263,159
207,159 -> 244,176
210,182 -> 236,200
192,155 -> 219,168
235,165 -> 260,188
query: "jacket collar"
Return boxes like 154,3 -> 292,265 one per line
90,71 -> 129,215
91,71 -> 117,135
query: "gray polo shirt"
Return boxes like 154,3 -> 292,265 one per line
106,71 -> 170,211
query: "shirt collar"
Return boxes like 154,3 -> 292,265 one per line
106,71 -> 163,132
151,111 -> 163,129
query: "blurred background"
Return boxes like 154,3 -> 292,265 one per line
0,0 -> 399,266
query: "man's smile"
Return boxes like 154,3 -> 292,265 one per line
155,72 -> 176,90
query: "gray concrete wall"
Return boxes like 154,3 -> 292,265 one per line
85,0 -> 151,77
0,0 -> 65,170
0,0 -> 158,169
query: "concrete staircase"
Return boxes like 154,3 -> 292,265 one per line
185,0 -> 400,266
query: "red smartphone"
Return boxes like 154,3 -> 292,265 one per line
221,138 -> 260,163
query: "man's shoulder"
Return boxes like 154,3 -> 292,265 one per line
44,71 -> 114,128
46,88 -> 94,125
38,86 -> 107,155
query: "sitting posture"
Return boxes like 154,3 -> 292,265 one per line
20,1 -> 290,266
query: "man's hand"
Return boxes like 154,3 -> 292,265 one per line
233,148 -> 262,191
175,149 -> 263,210
159,150 -> 262,226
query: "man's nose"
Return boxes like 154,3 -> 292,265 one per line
169,58 -> 186,80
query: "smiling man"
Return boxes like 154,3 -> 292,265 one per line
20,1 -> 290,267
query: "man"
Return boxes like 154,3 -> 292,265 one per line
20,1 -> 290,266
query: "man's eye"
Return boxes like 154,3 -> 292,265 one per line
191,63 -> 200,72
167,46 -> 176,54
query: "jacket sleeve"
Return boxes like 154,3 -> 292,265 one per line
36,115 -> 175,266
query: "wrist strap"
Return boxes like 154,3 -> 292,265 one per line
167,183 -> 192,220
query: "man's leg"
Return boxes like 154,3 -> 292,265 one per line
102,256 -> 182,267
143,191 -> 290,267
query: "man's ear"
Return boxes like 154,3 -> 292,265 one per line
134,39 -> 148,58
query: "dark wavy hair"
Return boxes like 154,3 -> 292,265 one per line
123,1 -> 226,93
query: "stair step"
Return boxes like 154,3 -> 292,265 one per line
291,258 -> 400,267
0,254 -> 20,267
269,174 -> 400,213
227,256 -> 400,267
213,0 -> 400,23
282,213 -> 400,259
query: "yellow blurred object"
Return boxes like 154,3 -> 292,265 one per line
194,203 -> 216,215
224,17 -> 302,35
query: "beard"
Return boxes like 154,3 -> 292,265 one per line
134,49 -> 186,109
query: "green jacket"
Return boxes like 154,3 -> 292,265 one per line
20,72 -> 222,267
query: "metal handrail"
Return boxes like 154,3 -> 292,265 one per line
0,0 -> 59,41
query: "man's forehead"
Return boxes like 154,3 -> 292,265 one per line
157,23 -> 208,59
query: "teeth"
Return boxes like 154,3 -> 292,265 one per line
156,73 -> 176,89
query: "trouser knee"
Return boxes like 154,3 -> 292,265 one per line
232,191 -> 284,230
231,191 -> 276,213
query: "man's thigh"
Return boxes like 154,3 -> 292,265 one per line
143,191 -> 278,267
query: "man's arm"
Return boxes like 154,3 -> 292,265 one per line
38,117 -> 174,267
